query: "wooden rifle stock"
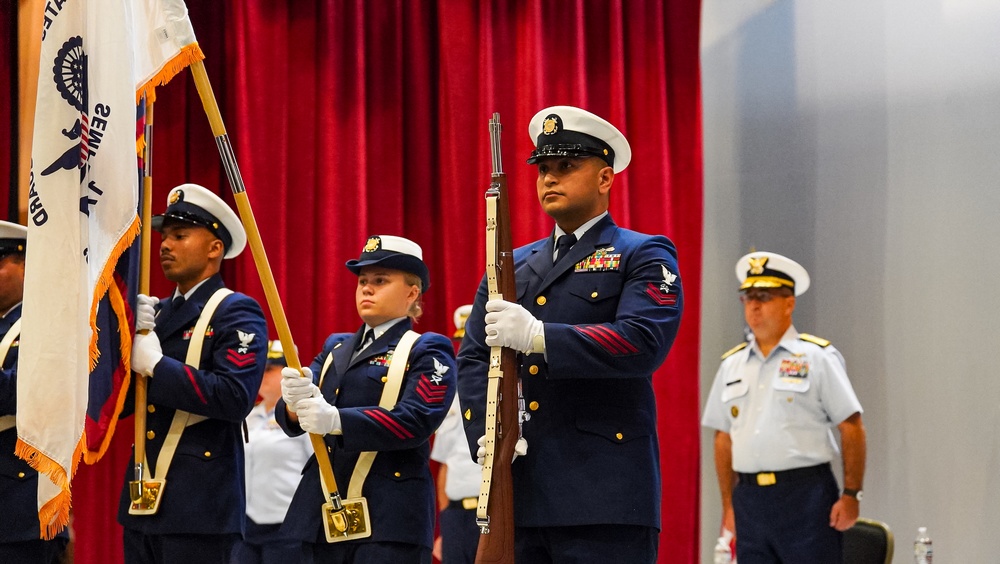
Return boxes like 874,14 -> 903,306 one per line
476,113 -> 518,563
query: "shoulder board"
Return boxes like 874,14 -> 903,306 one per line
721,342 -> 748,359
799,333 -> 831,347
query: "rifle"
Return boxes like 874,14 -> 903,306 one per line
475,113 -> 518,563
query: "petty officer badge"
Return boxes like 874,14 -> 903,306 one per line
645,263 -> 679,306
431,357 -> 450,385
226,330 -> 257,368
364,236 -> 381,252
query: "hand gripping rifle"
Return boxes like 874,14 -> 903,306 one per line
475,113 -> 518,563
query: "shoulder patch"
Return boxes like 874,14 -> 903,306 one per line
721,342 -> 748,359
799,333 -> 831,347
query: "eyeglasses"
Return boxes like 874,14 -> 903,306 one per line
739,290 -> 791,303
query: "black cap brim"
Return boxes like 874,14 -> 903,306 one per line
345,254 -> 430,291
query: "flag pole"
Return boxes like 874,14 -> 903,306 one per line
187,59 -> 356,538
129,97 -> 155,504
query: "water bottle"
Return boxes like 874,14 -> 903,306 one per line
914,526 -> 933,564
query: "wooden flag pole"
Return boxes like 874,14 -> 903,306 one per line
187,59 -> 354,537
129,98 -> 154,505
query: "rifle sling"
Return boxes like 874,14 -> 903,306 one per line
477,193 -> 504,525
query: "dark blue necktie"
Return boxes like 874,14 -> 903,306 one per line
553,233 -> 577,266
357,329 -> 374,351
172,295 -> 186,311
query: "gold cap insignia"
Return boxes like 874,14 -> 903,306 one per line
730,406 -> 739,418
748,256 -> 768,275
542,116 -> 559,135
363,237 -> 380,253
169,190 -> 183,205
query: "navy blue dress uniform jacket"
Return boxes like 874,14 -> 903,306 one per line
0,305 -> 69,544
118,274 -> 267,535
457,215 -> 683,530
276,319 -> 456,548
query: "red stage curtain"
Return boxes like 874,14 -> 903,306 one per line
2,0 -> 14,221
68,1 -> 704,562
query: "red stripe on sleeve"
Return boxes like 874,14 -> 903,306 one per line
183,365 -> 208,404
364,408 -> 414,440
589,324 -> 639,354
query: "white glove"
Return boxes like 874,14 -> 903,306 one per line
132,331 -> 163,376
484,299 -> 545,354
281,366 -> 319,413
476,434 -> 528,465
296,396 -> 342,435
135,294 -> 159,332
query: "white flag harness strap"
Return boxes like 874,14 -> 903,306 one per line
0,319 -> 21,433
143,288 -> 233,480
316,330 -> 420,500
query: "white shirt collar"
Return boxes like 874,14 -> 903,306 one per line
553,211 -> 608,241
364,317 -> 407,341
749,325 -> 800,359
174,278 -> 211,301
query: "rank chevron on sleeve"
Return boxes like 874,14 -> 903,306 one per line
416,375 -> 447,404
225,348 -> 256,368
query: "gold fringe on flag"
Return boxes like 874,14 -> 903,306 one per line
135,43 -> 205,105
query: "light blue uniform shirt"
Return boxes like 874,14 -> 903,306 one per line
701,326 -> 862,473
244,402 -> 312,523
430,398 -> 482,501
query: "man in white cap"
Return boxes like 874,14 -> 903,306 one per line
232,340 -> 311,564
118,184 -> 268,563
458,106 -> 684,562
277,235 -> 456,563
0,221 -> 69,562
702,251 -> 866,563
430,304 -> 480,564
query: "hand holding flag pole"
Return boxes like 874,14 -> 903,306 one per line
187,59 -> 371,542
129,98 -> 157,510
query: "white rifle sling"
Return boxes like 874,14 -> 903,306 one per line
478,194 -> 503,525
143,288 -> 233,482
0,319 -> 21,432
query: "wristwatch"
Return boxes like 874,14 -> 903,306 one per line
843,488 -> 863,501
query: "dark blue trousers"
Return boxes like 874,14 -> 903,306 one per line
308,540 -> 430,564
438,505 -> 478,564
123,529 -> 239,564
230,518 -> 306,564
515,524 -> 658,564
733,464 -> 842,564
0,538 -> 68,564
